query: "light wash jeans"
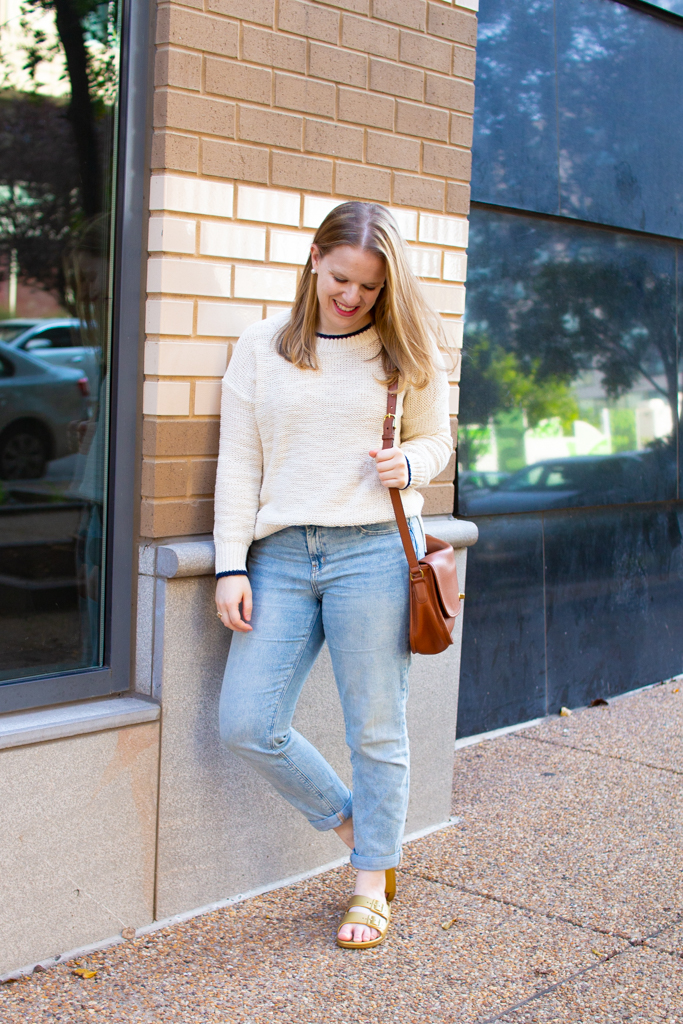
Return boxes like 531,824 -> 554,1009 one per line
219,517 -> 426,871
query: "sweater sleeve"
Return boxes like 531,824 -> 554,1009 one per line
213,335 -> 263,573
399,367 -> 453,489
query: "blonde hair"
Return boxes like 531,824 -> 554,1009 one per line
276,201 -> 447,389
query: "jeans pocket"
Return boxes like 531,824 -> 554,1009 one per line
357,522 -> 400,536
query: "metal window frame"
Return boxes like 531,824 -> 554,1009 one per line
616,1 -> 683,27
0,0 -> 152,715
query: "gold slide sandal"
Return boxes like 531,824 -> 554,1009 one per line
336,868 -> 396,950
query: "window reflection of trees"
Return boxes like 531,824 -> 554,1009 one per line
0,1 -> 118,310
472,0 -> 557,214
460,209 -> 678,509
0,1 -> 118,679
473,0 -> 683,237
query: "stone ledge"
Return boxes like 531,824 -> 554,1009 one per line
425,515 -> 479,549
141,516 -> 478,579
0,696 -> 160,752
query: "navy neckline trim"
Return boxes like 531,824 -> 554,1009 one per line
316,322 -> 374,340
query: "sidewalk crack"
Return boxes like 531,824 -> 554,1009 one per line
520,734 -> 683,776
478,933 -> 682,1024
403,884 -> 679,1019
477,952 -> 622,1023
401,868 -> 633,940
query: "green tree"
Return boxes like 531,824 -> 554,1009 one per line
0,1 -> 118,302
517,259 -> 678,428
458,334 -> 578,469
19,0 -> 119,217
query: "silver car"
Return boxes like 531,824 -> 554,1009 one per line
0,318 -> 100,393
0,341 -> 89,479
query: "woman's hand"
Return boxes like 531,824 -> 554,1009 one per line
216,575 -> 253,632
368,446 -> 409,489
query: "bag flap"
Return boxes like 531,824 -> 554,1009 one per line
421,537 -> 460,618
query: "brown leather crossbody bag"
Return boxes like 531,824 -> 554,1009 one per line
383,382 -> 462,655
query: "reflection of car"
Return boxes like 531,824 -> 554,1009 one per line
459,469 -> 510,494
0,341 -> 89,480
460,454 -> 652,515
0,318 -> 100,392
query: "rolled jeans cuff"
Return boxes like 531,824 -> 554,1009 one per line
350,849 -> 402,871
309,793 -> 353,832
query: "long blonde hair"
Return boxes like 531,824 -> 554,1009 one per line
276,202 -> 447,389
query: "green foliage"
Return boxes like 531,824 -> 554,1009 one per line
492,408 -> 526,474
459,333 -> 579,432
17,1 -> 119,105
457,423 -> 493,472
609,408 -> 637,453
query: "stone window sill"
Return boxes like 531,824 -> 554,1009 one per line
0,695 -> 160,752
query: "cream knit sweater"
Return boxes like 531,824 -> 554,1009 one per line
214,312 -> 453,573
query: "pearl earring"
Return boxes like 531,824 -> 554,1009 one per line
311,268 -> 317,274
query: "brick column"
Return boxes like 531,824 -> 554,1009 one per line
143,0 -> 477,538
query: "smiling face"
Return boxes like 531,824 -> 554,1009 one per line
310,244 -> 386,335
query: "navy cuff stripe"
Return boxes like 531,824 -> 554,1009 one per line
216,570 -> 249,579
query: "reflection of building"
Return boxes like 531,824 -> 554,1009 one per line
457,0 -> 683,739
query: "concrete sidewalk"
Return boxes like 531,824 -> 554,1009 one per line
1,681 -> 682,1022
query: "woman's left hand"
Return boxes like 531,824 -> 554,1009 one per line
369,446 -> 409,489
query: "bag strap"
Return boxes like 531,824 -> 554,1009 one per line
384,382 -> 423,578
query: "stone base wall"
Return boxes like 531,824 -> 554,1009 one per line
0,722 -> 159,976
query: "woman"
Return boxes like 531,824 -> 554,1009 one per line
214,201 -> 452,949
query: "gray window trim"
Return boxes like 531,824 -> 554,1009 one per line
0,0 -> 153,715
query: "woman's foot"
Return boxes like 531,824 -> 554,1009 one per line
338,870 -> 387,944
333,818 -> 387,944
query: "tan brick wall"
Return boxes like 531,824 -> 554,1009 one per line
143,0 -> 477,538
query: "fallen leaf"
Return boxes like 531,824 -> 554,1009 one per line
673,689 -> 679,694
591,950 -> 602,957
590,698 -> 609,707
72,969 -> 97,979
121,927 -> 136,940
441,919 -> 456,930
559,707 -> 572,717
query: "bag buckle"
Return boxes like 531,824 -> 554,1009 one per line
382,413 -> 396,442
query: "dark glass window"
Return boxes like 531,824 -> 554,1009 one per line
471,0 -> 558,215
473,0 -> 683,238
0,2 -> 120,685
458,207 -> 679,516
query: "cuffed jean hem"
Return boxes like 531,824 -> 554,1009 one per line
309,794 -> 353,832
350,850 -> 402,871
